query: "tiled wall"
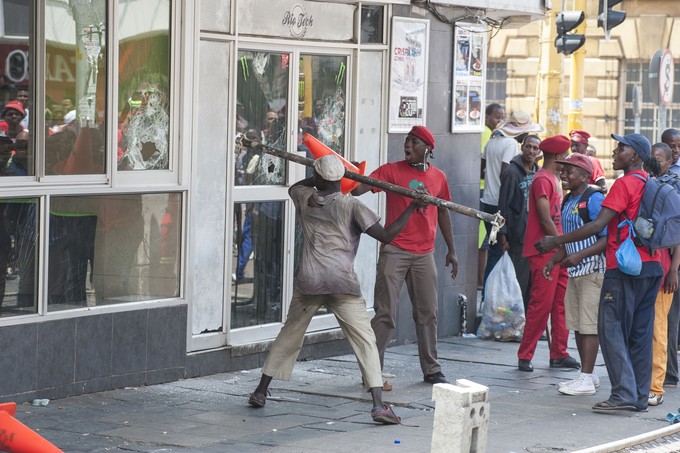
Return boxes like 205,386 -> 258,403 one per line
0,306 -> 187,403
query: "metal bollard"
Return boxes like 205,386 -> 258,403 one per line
431,379 -> 490,453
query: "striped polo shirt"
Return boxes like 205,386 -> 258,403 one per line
562,190 -> 607,277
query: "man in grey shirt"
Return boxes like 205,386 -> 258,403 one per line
248,154 -> 423,424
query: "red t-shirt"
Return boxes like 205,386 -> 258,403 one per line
601,169 -> 660,270
523,168 -> 563,257
589,156 -> 606,184
369,160 -> 451,254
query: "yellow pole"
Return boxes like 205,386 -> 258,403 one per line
567,0 -> 586,132
537,9 -> 563,137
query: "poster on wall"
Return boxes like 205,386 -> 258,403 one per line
452,23 -> 486,133
388,17 -> 430,133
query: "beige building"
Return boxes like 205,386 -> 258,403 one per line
488,0 -> 680,174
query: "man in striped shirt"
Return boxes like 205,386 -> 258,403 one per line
542,153 -> 607,395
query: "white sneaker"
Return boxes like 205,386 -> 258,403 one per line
648,392 -> 664,406
558,373 -> 600,389
558,374 -> 596,396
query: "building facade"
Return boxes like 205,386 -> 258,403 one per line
488,0 -> 680,173
0,0 -> 542,402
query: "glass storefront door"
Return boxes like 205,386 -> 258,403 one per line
230,47 -> 349,336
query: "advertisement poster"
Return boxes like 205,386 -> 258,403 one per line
452,24 -> 486,133
388,17 -> 429,132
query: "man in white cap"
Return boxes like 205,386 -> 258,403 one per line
248,154 -> 424,425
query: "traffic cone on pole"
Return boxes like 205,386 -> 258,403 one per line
0,410 -> 63,453
0,404 -> 16,417
301,133 -> 366,194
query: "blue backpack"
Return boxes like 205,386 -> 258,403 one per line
632,172 -> 680,252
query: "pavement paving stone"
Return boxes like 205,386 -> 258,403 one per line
8,335 -> 680,452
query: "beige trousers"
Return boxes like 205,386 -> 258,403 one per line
262,289 -> 383,390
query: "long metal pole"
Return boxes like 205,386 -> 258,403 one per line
235,136 -> 505,242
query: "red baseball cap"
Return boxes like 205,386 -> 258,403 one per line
3,100 -> 25,117
408,125 -> 435,150
539,135 -> 571,154
556,152 -> 594,174
569,129 -> 590,145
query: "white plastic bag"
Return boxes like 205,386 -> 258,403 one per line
477,252 -> 526,342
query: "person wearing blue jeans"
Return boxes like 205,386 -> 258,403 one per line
235,207 -> 253,282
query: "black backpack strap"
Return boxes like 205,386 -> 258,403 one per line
562,186 -> 598,225
578,186 -> 599,224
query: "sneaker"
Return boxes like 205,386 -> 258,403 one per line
559,373 -> 600,389
550,356 -> 581,369
558,374 -> 596,396
648,393 -> 664,406
423,371 -> 448,384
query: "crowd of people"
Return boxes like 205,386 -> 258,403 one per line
245,103 -> 680,421
481,104 -> 680,412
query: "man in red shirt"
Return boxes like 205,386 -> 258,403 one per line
536,133 -> 664,412
352,125 -> 458,387
570,130 -> 607,193
517,135 -> 580,372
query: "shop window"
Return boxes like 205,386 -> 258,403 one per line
1,0 -> 31,174
117,0 -> 171,171
236,50 -> 289,186
0,198 -> 38,316
360,5 -> 384,44
44,0 -> 106,175
231,201 -> 285,328
298,54 -> 347,156
485,61 -> 506,107
47,193 -> 181,310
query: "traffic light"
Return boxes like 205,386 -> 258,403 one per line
598,0 -> 626,40
555,11 -> 585,55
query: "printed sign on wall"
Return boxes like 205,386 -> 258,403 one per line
452,23 -> 486,133
388,17 -> 429,133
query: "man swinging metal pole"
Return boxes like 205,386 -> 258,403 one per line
235,135 -> 505,243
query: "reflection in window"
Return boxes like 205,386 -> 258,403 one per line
0,198 -> 38,316
44,0 -> 106,175
298,55 -> 347,156
1,0 -> 32,176
231,201 -> 284,328
48,193 -> 181,311
236,51 -> 289,186
360,5 -> 384,44
117,0 -> 171,171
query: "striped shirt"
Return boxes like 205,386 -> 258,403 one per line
562,190 -> 607,277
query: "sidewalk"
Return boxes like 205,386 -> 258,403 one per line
12,335 -> 680,453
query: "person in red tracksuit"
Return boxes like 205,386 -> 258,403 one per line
517,135 -> 581,372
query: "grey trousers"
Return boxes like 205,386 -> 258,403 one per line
371,243 -> 441,376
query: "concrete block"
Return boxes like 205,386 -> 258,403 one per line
431,379 -> 490,453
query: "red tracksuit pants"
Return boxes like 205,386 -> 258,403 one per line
518,253 -> 569,361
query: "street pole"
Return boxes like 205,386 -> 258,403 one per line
536,9 -> 563,136
567,0 -> 587,132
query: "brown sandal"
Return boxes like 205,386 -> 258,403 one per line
248,391 -> 269,408
371,405 -> 401,424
